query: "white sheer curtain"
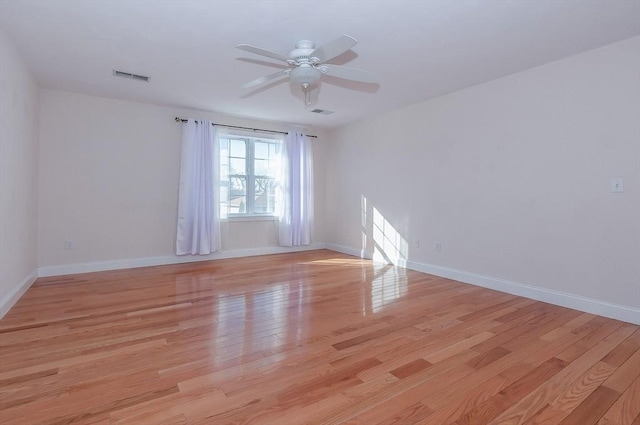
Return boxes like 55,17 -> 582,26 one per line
278,131 -> 314,246
176,119 -> 220,255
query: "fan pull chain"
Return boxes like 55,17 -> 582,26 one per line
302,83 -> 311,107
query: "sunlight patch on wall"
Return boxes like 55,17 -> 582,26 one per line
373,207 -> 408,267
358,195 -> 411,314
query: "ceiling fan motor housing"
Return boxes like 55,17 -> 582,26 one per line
290,40 -> 316,62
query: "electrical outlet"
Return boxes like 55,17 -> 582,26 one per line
611,178 -> 624,193
435,242 -> 442,252
64,239 -> 74,250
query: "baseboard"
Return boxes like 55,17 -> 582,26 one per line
325,243 -> 640,325
38,243 -> 327,277
22,242 -> 640,325
324,243 -> 373,260
0,270 -> 37,319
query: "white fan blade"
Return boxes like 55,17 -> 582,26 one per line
324,64 -> 377,84
242,70 -> 288,89
236,44 -> 290,63
311,35 -> 358,63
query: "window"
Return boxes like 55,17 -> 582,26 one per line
219,133 -> 282,217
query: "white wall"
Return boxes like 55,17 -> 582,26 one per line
6,33 -> 638,323
0,29 -> 40,316
326,37 -> 640,321
38,90 -> 327,272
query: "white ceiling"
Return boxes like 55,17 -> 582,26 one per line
1,0 -> 639,129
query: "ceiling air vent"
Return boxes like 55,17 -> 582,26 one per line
113,70 -> 150,82
310,109 -> 334,115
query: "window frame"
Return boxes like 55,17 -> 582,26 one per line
219,131 -> 283,219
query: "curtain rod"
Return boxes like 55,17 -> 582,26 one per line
174,117 -> 317,138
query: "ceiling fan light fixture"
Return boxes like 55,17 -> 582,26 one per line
289,66 -> 321,86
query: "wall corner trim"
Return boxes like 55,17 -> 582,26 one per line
0,270 -> 38,319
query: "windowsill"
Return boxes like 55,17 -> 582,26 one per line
223,215 -> 279,222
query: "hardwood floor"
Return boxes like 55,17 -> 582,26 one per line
1,250 -> 638,424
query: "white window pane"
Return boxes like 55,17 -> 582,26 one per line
230,139 -> 246,157
254,178 -> 275,214
220,138 -> 229,153
229,174 -> 246,214
255,158 -> 269,176
269,143 -> 277,157
229,196 -> 246,214
230,176 -> 246,192
255,141 -> 270,160
254,177 -> 271,195
268,158 -> 280,177
230,158 -> 245,174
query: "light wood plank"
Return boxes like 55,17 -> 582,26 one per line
0,250 -> 637,424
598,374 -> 640,425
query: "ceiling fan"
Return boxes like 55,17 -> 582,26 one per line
236,35 -> 377,106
